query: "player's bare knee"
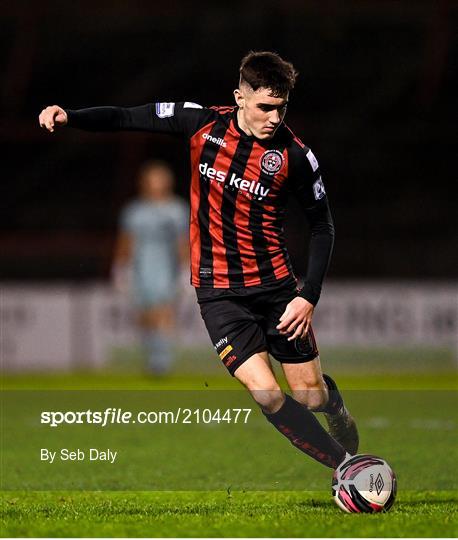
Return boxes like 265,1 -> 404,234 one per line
291,384 -> 328,411
250,386 -> 284,414
306,388 -> 329,411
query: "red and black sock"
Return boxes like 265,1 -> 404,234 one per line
264,394 -> 346,469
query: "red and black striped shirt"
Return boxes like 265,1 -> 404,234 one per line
66,101 -> 334,304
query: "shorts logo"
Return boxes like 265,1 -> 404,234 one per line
155,102 -> 175,118
260,150 -> 284,175
219,345 -> 233,360
294,334 -> 314,356
225,354 -> 238,367
313,177 -> 326,200
214,336 -> 228,349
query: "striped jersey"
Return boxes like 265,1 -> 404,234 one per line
67,101 -> 331,296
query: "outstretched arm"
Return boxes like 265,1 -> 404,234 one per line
39,102 -> 213,136
39,104 -> 165,133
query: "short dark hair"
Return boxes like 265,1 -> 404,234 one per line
239,51 -> 298,96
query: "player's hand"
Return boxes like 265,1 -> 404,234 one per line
277,296 -> 315,341
38,105 -> 68,132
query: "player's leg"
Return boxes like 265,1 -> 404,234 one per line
232,351 -> 283,412
282,354 -> 359,455
138,304 -> 174,374
234,352 -> 347,469
263,284 -> 359,455
282,356 -> 329,410
197,293 -> 347,469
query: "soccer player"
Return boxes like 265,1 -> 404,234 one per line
39,51 -> 358,469
112,160 -> 188,374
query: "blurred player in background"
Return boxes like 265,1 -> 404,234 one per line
112,160 -> 188,374
39,51 -> 358,473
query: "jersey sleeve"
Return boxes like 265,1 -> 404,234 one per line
288,145 -> 328,209
288,145 -> 335,306
66,102 -> 215,138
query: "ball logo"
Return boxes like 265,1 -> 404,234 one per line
375,473 -> 385,495
260,150 -> 284,175
369,473 -> 385,495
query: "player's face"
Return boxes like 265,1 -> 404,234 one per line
234,85 -> 288,140
140,168 -> 174,200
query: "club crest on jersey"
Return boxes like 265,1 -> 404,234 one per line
260,150 -> 284,175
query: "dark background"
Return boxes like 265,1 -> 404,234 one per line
2,0 -> 456,281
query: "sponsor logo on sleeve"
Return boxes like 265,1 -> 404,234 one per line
260,149 -> 284,175
184,102 -> 203,109
313,176 -> 326,200
306,149 -> 319,172
155,102 -> 175,118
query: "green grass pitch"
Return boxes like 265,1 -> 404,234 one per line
2,490 -> 457,537
1,350 -> 457,537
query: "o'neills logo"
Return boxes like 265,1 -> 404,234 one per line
202,133 -> 227,147
199,162 -> 270,198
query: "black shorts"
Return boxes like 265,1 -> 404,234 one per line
196,277 -> 319,376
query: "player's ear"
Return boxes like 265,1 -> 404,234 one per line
234,89 -> 244,109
